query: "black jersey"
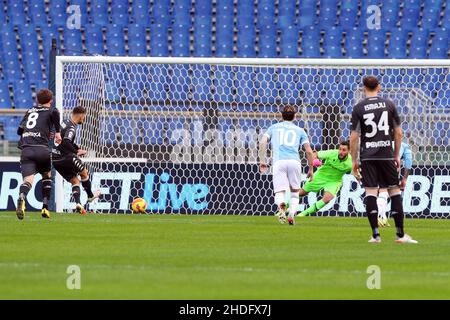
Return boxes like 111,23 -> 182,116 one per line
52,119 -> 80,158
17,106 -> 61,149
351,96 -> 401,161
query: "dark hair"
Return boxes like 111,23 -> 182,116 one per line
363,76 -> 379,91
340,140 -> 350,148
73,106 -> 86,114
281,105 -> 296,121
37,89 -> 53,105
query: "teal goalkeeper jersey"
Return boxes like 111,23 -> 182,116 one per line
315,149 -> 353,183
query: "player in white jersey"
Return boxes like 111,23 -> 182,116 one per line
259,105 -> 314,225
377,141 -> 413,227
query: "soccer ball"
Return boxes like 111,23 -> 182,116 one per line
131,198 -> 147,213
378,214 -> 389,228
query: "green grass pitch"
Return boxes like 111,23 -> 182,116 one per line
1,211 -> 449,299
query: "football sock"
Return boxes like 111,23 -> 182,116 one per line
42,179 -> 52,210
377,191 -> 389,218
288,193 -> 299,217
81,178 -> 94,198
298,199 -> 326,217
19,182 -> 32,200
72,184 -> 81,205
390,193 -> 405,238
274,191 -> 286,208
365,195 -> 380,239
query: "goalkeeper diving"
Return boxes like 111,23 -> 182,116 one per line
296,140 -> 353,219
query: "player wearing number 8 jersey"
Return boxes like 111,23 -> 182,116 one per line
350,76 -> 417,244
259,105 -> 315,225
16,89 -> 62,220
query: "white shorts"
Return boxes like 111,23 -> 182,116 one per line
272,159 -> 302,193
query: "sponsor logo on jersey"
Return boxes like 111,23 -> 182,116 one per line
366,140 -> 391,148
22,132 -> 41,138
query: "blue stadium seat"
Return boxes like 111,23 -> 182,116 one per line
381,2 -> 400,28
255,68 -> 277,104
84,24 -> 105,55
277,68 -> 300,104
298,6 -> 316,28
41,25 -> 61,61
319,6 -> 337,26
388,28 -> 409,58
216,0 -> 234,17
0,80 -> 12,109
257,0 -> 275,26
213,66 -> 234,103
421,7 -> 440,29
89,0 -> 108,25
150,25 -> 169,56
339,8 -> 357,27
8,1 -> 27,26
409,28 -> 429,58
48,0 -> 68,27
127,25 -> 147,56
400,6 -> 420,30
168,65 -> 190,102
191,65 -> 212,102
4,117 -> 21,141
29,0 -> 48,27
234,68 -> 255,104
367,29 -> 386,58
106,25 -> 126,56
13,80 -> 33,109
131,0 -> 150,25
63,28 -> 83,55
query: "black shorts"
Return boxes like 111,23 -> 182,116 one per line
361,160 -> 399,189
52,155 -> 86,182
20,146 -> 51,177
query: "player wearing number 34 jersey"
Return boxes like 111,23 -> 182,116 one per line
350,76 -> 417,244
259,105 -> 315,225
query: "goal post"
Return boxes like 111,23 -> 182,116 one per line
55,56 -> 450,218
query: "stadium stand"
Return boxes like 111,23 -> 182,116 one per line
0,0 -> 448,144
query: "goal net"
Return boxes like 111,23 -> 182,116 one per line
55,57 -> 450,218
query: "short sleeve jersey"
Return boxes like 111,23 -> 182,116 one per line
264,121 -> 309,163
351,96 -> 401,161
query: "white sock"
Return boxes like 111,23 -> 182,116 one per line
275,192 -> 286,207
289,193 -> 299,217
377,191 -> 389,218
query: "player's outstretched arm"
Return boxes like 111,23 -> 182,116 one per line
303,143 -> 314,181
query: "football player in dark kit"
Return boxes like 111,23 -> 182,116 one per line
350,76 -> 417,244
16,89 -> 62,220
52,106 -> 100,214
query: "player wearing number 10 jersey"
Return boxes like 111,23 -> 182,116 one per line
350,76 -> 417,244
16,89 -> 62,220
259,105 -> 315,225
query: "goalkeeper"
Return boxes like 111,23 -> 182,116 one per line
297,140 -> 353,217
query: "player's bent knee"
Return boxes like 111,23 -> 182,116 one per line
23,175 -> 34,184
41,171 -> 51,179
79,169 -> 89,180
70,177 -> 80,185
323,193 -> 335,203
298,189 -> 307,196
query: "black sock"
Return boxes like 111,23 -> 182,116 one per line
365,195 -> 380,238
72,185 -> 81,204
390,194 -> 405,238
81,178 -> 94,198
42,179 -> 52,210
19,182 -> 32,200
